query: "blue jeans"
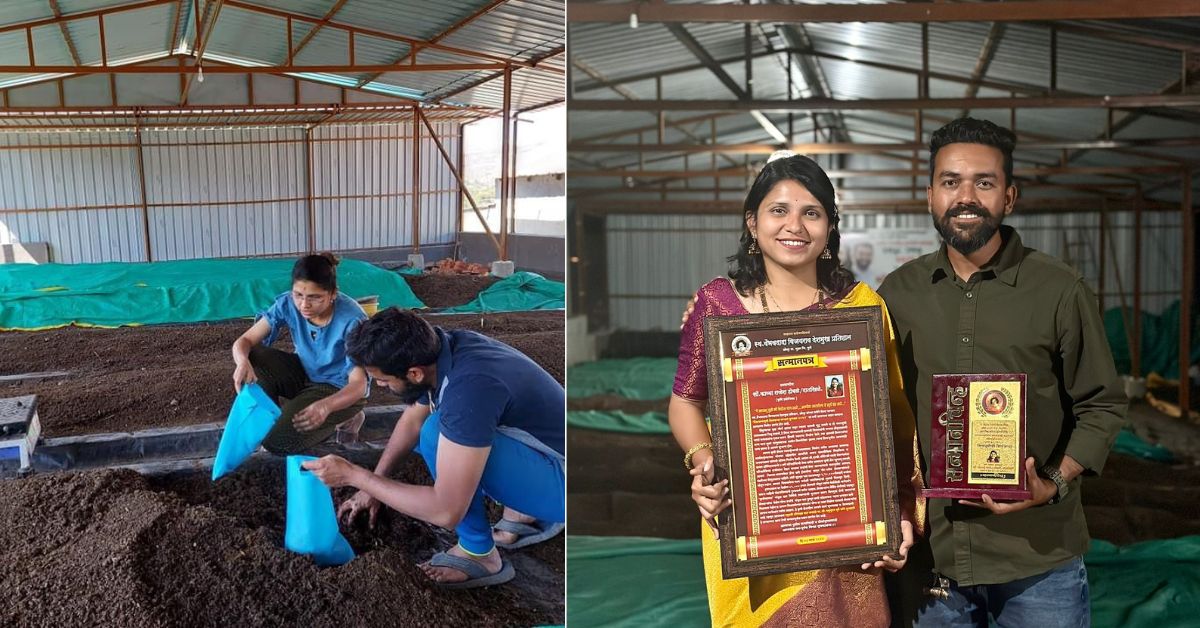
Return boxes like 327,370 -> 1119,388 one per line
416,411 -> 565,555
915,557 -> 1090,627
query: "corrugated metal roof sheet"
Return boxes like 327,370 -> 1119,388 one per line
0,0 -> 563,111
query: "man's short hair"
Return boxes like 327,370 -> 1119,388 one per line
346,307 -> 440,376
929,117 -> 1017,187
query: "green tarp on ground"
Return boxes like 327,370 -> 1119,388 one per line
0,258 -> 425,330
1112,427 -> 1175,463
1088,536 -> 1200,627
567,535 -> 709,628
441,271 -> 565,313
1105,301 -> 1200,379
567,358 -> 678,400
567,409 -> 671,434
567,534 -> 1200,628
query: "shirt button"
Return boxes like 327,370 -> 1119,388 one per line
966,292 -> 974,299
962,336 -> 970,344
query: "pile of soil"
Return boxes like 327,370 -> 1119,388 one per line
0,310 -> 562,438
404,274 -> 500,309
0,455 -> 563,627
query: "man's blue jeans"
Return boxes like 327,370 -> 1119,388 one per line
417,411 -> 565,555
915,556 -> 1090,627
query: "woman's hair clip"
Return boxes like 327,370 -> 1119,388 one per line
766,149 -> 796,163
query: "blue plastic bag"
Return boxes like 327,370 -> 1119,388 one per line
211,383 -> 281,481
285,455 -> 355,566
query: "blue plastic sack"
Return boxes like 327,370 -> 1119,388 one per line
285,455 -> 356,566
211,383 -> 281,481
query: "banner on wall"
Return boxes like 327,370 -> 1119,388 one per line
839,228 -> 941,289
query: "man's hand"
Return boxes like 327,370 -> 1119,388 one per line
861,520 -> 914,572
679,293 -> 699,330
338,489 -> 382,528
301,454 -> 363,488
958,457 -> 1056,514
232,361 -> 257,393
293,401 -> 331,432
690,458 -> 731,539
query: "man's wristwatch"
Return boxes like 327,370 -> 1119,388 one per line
1038,464 -> 1069,505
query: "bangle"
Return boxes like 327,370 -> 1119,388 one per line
684,442 -> 712,470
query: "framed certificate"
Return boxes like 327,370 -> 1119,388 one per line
702,306 -> 903,579
923,373 -> 1030,501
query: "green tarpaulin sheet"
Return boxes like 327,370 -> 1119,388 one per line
567,358 -> 678,400
0,258 -> 425,330
1105,301 -> 1200,379
567,535 -> 1200,627
1112,427 -> 1174,463
567,535 -> 709,628
568,410 -> 671,434
396,266 -> 423,276
441,271 -> 564,313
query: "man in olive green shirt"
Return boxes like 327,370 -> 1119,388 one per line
878,118 -> 1126,626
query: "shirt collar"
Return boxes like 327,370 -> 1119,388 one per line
433,327 -> 453,397
928,224 -> 1024,286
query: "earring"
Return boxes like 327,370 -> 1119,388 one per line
820,247 -> 832,260
748,238 -> 761,255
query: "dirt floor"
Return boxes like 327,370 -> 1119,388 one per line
0,291 -> 562,438
567,395 -> 1200,544
0,451 -> 563,627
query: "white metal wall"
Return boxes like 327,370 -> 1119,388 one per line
0,121 -> 461,263
605,210 -> 1184,331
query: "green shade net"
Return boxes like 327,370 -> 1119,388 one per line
441,271 -> 564,313
396,266 -> 424,276
1111,427 -> 1174,463
1105,301 -> 1200,379
568,410 -> 671,434
1088,536 -> 1200,627
0,258 -> 425,331
567,358 -> 678,400
566,535 -> 1200,628
567,536 -> 709,628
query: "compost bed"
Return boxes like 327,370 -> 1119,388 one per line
568,394 -> 1200,544
0,452 -> 562,627
0,271 -> 562,438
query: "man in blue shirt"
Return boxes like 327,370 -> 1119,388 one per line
303,307 -> 564,588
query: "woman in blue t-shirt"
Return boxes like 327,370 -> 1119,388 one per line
231,253 -> 369,453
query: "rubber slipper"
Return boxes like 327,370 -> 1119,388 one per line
493,519 -> 564,550
427,551 -> 515,590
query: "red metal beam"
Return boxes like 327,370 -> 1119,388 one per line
357,0 -> 511,87
180,0 -> 224,105
47,0 -> 83,66
411,104 -> 422,253
287,0 -> 350,61
0,0 -> 176,35
1182,169 -> 1195,417
570,94 -> 1200,112
168,0 -> 184,51
222,0 -> 544,70
0,61 -> 506,74
568,1 -> 1200,24
417,107 -> 502,256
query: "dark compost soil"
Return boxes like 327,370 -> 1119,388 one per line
0,306 -> 562,438
0,454 -> 563,627
403,274 -> 501,309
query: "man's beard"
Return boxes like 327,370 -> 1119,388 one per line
934,204 -> 1003,255
392,380 -> 433,405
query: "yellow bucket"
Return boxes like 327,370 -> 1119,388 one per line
356,295 -> 380,317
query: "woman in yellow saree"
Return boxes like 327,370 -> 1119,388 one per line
671,153 -> 921,627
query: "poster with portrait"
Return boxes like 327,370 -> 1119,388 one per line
840,228 -> 940,289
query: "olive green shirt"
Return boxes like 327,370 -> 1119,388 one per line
878,225 -> 1127,586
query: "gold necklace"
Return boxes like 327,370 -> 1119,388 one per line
759,284 -> 826,312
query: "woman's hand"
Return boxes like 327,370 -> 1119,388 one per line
294,401 -> 331,432
679,294 -> 699,330
690,458 -> 731,539
232,361 -> 257,393
860,519 -> 914,572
